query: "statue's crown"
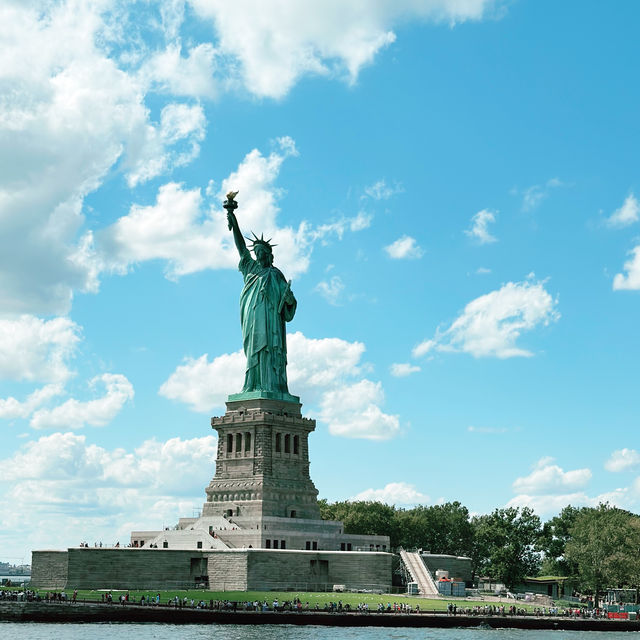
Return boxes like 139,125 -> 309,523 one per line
246,232 -> 276,253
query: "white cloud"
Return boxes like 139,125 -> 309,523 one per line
29,374 -> 134,430
320,379 -> 399,440
613,246 -> 640,291
159,350 -> 245,413
412,277 -> 560,359
287,332 -> 365,401
315,276 -> 345,305
505,490 -> 633,519
160,331 -> 397,439
390,362 -> 421,377
100,137 -> 367,282
190,0 -> 496,99
364,179 -> 402,201
0,1 -> 501,317
606,193 -> 640,228
143,42 -> 218,99
160,332 -> 367,412
0,315 -> 80,383
476,267 -> 491,275
0,384 -> 64,420
505,455 -> 639,518
384,235 -> 424,259
465,209 -> 497,244
160,102 -> 206,159
349,211 -> 373,232
605,448 -> 640,472
512,457 -> 592,495
351,482 -> 429,505
309,212 -> 373,244
519,178 -> 563,212
0,431 -> 217,554
412,339 -> 435,358
0,2 -> 206,315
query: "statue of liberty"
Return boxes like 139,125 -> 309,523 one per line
224,192 -> 297,399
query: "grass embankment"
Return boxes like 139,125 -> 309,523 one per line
7,586 -> 552,613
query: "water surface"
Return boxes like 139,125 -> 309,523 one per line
0,624 -> 637,640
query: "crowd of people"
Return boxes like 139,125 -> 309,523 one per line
0,589 -> 39,601
0,586 -> 630,621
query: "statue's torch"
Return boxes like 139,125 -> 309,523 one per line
224,190 -> 239,230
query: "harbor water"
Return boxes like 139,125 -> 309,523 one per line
0,624 -> 637,639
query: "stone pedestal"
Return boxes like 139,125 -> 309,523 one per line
203,397 -> 321,521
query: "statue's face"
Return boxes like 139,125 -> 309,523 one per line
255,245 -> 271,267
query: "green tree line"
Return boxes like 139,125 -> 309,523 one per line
319,499 -> 640,603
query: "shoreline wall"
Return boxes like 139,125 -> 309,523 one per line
1,601 -> 639,632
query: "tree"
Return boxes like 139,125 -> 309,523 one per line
395,502 -> 473,556
471,506 -> 542,589
537,504 -> 584,577
565,504 -> 640,607
318,500 -> 400,547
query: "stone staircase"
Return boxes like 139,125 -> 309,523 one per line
399,549 -> 439,596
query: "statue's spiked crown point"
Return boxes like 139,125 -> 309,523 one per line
245,231 -> 277,253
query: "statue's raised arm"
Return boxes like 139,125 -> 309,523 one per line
223,192 -> 298,402
224,191 -> 247,257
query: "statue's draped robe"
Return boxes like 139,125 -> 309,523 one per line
238,248 -> 296,394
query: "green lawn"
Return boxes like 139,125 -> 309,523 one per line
10,586 -> 549,612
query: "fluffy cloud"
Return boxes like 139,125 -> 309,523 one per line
390,362 -> 421,377
613,246 -> 640,290
160,331 -> 367,411
0,431 -> 217,553
315,276 -> 345,305
190,0 -> 497,98
320,379 -> 399,440
159,350 -> 245,413
605,448 -> 640,472
0,315 -> 80,383
506,489 -> 633,519
0,384 -> 64,420
413,276 -> 559,359
465,209 -> 497,244
506,456 -> 639,518
512,457 -> 592,495
351,482 -> 429,505
0,2 -> 206,316
384,235 -> 424,259
160,331 -> 398,439
143,42 -> 218,99
0,315 -> 134,431
99,138 -> 367,281
287,332 -> 366,401
606,193 -> 640,228
1,1 -> 501,317
30,374 -> 134,430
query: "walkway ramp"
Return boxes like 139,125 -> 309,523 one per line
400,549 -> 439,596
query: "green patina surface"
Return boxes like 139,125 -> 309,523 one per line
228,390 -> 300,403
225,195 -> 297,399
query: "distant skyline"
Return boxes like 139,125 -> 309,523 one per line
2,0 -> 640,564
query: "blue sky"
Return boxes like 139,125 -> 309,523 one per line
2,0 -> 640,563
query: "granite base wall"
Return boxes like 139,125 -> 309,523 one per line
31,551 -> 68,589
32,548 -> 392,592
34,548 -> 211,590
208,549 -> 391,591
